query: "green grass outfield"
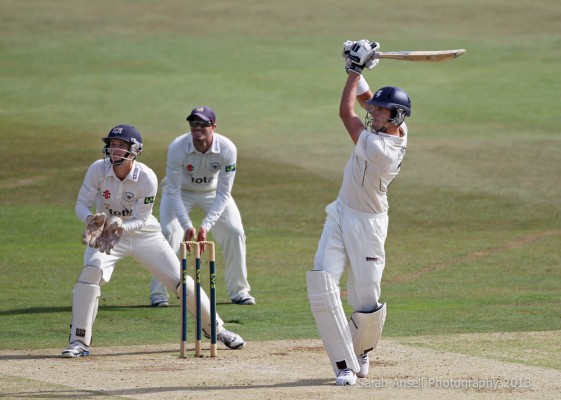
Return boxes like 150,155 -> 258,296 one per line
1,0 -> 560,370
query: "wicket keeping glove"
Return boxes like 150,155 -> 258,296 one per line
82,212 -> 106,247
96,216 -> 124,255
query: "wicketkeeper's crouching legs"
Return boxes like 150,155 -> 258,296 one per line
68,265 -> 102,348
65,265 -> 241,357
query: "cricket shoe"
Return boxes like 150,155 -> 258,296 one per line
62,341 -> 90,358
217,329 -> 245,349
357,353 -> 369,378
151,295 -> 169,307
335,368 -> 357,386
231,295 -> 256,305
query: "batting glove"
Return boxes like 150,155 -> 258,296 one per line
365,41 -> 380,70
342,40 -> 355,58
345,39 -> 380,74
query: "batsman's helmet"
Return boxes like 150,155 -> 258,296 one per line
102,124 -> 143,158
366,86 -> 411,128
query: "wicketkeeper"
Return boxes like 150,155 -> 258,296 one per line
307,40 -> 412,386
62,124 -> 245,357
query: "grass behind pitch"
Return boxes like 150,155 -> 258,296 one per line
1,0 -> 560,369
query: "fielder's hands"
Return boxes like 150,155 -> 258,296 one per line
343,39 -> 380,74
183,227 -> 197,252
82,213 -> 106,247
197,227 -> 208,254
183,227 -> 208,254
97,216 -> 124,255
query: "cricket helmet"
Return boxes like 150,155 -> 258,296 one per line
366,86 -> 411,128
102,125 -> 143,165
102,124 -> 143,157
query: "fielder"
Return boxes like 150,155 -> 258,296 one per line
149,106 -> 255,307
307,40 -> 411,386
62,124 -> 245,358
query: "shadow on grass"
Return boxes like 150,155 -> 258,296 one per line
1,378 -> 333,398
0,343 -> 256,362
0,301 -> 251,317
0,301 -> 247,317
0,304 -> 163,316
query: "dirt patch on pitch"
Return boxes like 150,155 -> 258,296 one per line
1,338 -> 560,400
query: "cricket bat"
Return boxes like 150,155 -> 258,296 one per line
375,49 -> 466,62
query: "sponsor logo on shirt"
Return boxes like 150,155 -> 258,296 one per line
225,163 -> 236,172
105,208 -> 133,216
186,164 -> 194,172
366,257 -> 380,262
103,190 -> 111,199
191,177 -> 214,184
144,196 -> 155,204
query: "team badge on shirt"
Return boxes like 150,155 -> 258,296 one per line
210,162 -> 220,171
225,164 -> 236,172
123,192 -> 135,202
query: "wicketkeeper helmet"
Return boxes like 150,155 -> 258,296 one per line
102,124 -> 143,158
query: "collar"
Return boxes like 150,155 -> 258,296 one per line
186,133 -> 220,154
106,159 -> 141,182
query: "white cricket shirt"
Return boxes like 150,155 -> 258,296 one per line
165,132 -> 237,231
75,159 -> 161,232
338,124 -> 408,214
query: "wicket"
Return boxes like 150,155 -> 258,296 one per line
180,241 -> 217,358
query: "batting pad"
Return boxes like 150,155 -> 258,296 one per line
349,303 -> 386,356
70,282 -> 100,346
307,271 -> 360,374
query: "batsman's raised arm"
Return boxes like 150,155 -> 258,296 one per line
339,73 -> 365,144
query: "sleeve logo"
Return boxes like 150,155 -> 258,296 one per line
225,164 -> 236,172
144,196 -> 155,204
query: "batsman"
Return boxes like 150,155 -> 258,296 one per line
307,40 -> 411,386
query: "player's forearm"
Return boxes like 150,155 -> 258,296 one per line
340,73 -> 360,120
201,185 -> 232,231
76,202 -> 94,223
356,75 -> 373,110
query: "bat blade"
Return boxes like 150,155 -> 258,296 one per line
376,49 -> 466,62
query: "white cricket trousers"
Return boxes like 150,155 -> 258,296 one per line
152,186 -> 251,301
314,198 -> 388,312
